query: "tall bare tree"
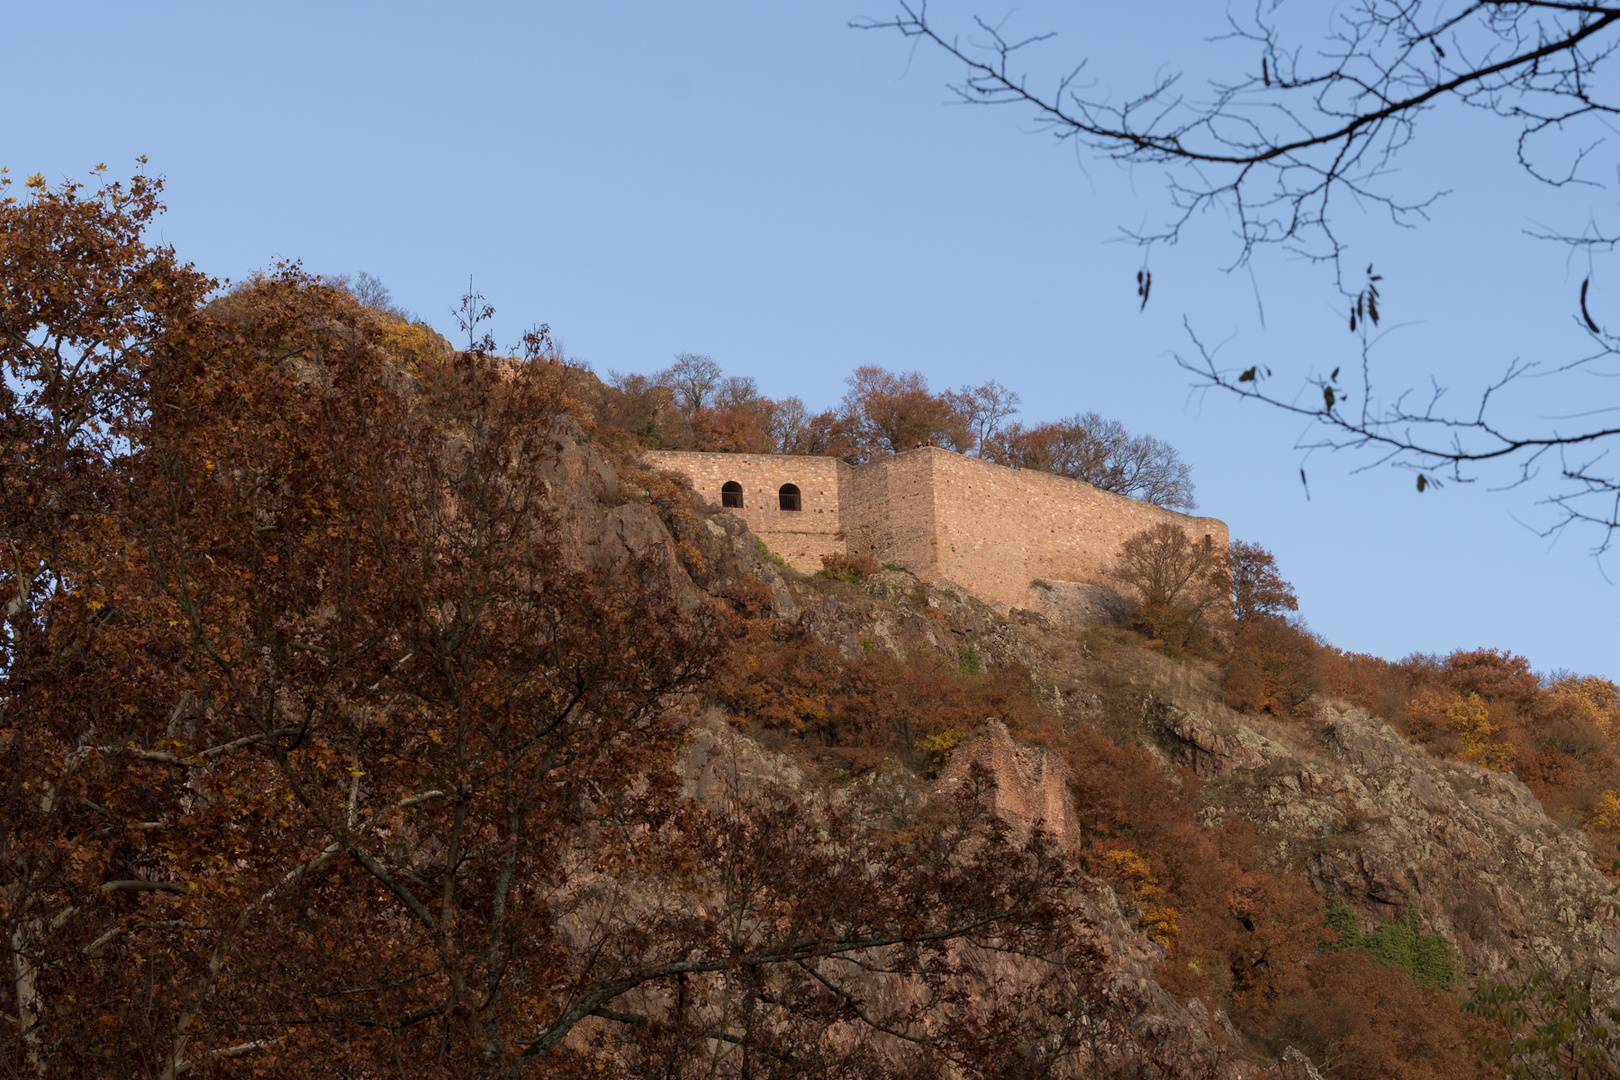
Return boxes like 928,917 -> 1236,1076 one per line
661,352 -> 724,414
949,378 -> 1021,454
1113,523 -> 1228,646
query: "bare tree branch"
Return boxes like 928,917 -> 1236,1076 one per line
860,1 -> 1620,549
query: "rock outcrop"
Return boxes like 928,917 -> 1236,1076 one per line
1135,671 -> 1620,998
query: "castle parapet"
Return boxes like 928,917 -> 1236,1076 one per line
641,446 -> 1229,616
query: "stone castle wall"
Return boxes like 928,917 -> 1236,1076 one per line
643,446 -> 1229,613
922,449 -> 1230,612
841,451 -> 939,575
641,450 -> 848,573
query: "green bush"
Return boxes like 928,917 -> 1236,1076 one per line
754,537 -> 788,568
1325,897 -> 1360,945
1324,897 -> 1458,991
1364,921 -> 1458,990
957,646 -> 982,678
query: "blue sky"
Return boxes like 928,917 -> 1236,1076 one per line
8,2 -> 1614,679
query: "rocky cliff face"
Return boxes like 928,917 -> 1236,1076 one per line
676,710 -> 1302,1080
985,618 -> 1620,1014
542,443 -> 1321,1076
1141,680 -> 1620,997
589,441 -> 1620,1071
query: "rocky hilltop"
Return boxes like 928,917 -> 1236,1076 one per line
610,416 -> 1620,1075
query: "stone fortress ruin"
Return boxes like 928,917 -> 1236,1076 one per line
643,445 -> 1230,618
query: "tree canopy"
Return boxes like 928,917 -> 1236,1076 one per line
604,356 -> 1198,508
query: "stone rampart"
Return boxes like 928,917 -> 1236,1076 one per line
937,719 -> 1078,846
922,449 -> 1229,612
841,451 -> 938,574
642,446 -> 1229,615
642,451 -> 847,573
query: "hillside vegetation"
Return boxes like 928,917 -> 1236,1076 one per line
3,168 -> 1617,1078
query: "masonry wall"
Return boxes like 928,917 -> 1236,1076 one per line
841,451 -> 938,573
642,446 -> 1231,616
921,448 -> 1231,612
641,450 -> 848,573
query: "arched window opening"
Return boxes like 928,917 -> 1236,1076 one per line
779,483 -> 802,511
721,481 -> 744,509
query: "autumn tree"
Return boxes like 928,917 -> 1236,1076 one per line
1,161 -> 217,1078
984,412 -> 1196,509
1218,542 -> 1318,716
1223,619 -> 1321,718
1112,523 -> 1226,647
1,255 -> 708,1074
124,277 -> 747,1075
0,162 -> 201,633
688,374 -> 795,454
690,402 -> 772,454
603,368 -> 681,449
799,405 -> 864,460
1226,540 -> 1299,624
839,364 -> 974,458
1,169 -> 1114,1079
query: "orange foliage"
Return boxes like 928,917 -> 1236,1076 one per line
1226,540 -> 1300,623
715,622 -> 844,737
1319,645 -> 1620,873
1402,684 -> 1460,745
1317,647 -> 1413,724
1263,949 -> 1486,1080
717,617 -> 1055,774
690,402 -> 774,453
1588,790 -> 1620,871
1550,674 -> 1620,736
1444,648 -> 1541,709
374,310 -> 450,373
1095,849 -> 1180,945
1223,617 -> 1320,717
1447,692 -> 1516,772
